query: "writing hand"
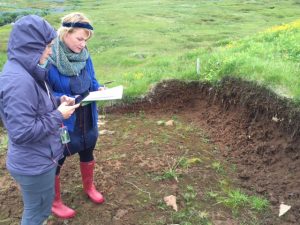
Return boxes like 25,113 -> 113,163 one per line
98,87 -> 106,91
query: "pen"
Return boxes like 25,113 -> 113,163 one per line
102,81 -> 114,89
103,81 -> 114,85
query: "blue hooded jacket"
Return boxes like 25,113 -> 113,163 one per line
0,15 -> 64,175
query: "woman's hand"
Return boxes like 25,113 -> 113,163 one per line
57,102 -> 80,119
98,86 -> 106,91
60,95 -> 75,106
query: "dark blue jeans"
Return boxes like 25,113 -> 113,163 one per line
10,167 -> 56,225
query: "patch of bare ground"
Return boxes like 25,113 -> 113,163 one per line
107,77 -> 300,224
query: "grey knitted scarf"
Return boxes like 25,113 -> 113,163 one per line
49,38 -> 89,76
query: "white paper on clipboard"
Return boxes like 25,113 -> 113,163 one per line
83,85 -> 123,101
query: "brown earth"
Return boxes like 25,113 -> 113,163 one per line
1,77 -> 300,225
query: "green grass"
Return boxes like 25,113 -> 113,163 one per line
193,19 -> 300,99
249,196 -> 270,212
207,188 -> 270,215
154,156 -> 183,182
211,161 -> 225,174
0,131 -> 8,153
0,0 -> 300,100
161,168 -> 180,182
178,156 -> 202,169
172,185 -> 212,225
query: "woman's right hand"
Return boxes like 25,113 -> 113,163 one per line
57,102 -> 80,119
60,95 -> 75,106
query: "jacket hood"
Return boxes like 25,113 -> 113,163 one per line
7,15 -> 57,81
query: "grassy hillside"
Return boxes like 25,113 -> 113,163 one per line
0,0 -> 300,99
178,20 -> 300,100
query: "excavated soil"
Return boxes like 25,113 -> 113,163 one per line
1,77 -> 300,225
106,77 -> 300,224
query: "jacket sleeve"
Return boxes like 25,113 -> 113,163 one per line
87,57 -> 101,91
3,76 -> 64,144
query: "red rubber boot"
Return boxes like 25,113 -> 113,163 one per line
80,161 -> 105,204
51,175 -> 76,219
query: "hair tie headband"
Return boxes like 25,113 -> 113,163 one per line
62,22 -> 93,30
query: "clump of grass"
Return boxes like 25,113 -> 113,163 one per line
154,156 -> 192,182
183,185 -> 197,207
0,132 -> 8,153
155,153 -> 204,182
172,185 -> 212,225
163,168 -> 179,181
211,161 -> 225,174
249,196 -> 269,212
178,156 -> 202,169
206,188 -> 269,215
218,189 -> 248,210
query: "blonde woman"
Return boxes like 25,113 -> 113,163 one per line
48,12 -> 105,219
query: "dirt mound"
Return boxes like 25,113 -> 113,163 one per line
107,77 -> 300,224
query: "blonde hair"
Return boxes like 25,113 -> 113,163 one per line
57,12 -> 93,40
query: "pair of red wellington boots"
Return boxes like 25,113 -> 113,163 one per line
52,161 -> 105,219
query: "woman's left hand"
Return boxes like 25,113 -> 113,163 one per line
60,95 -> 75,106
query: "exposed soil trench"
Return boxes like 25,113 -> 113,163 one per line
107,77 -> 300,224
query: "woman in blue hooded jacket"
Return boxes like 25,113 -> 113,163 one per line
0,15 -> 79,225
48,12 -> 105,219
